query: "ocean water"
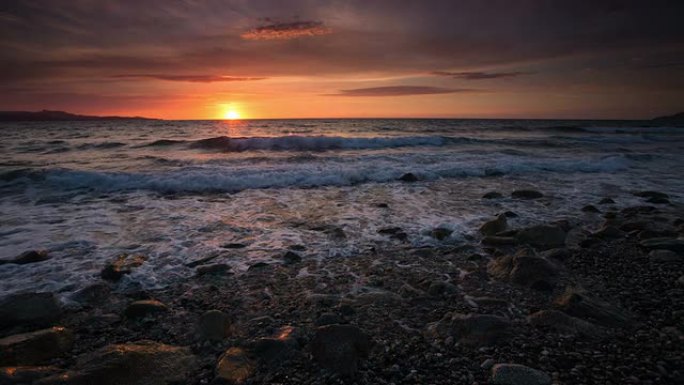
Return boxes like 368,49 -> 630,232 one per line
1,119 -> 683,296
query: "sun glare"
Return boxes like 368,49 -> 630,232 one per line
224,110 -> 240,120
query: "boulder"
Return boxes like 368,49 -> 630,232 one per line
0,250 -> 50,265
431,227 -> 453,241
310,325 -> 371,376
198,310 -> 231,341
0,327 -> 74,365
640,238 -> 684,253
215,347 -> 255,384
528,310 -> 603,338
69,283 -> 111,306
554,289 -> 632,328
649,249 -> 680,263
581,205 -> 600,213
398,173 -> 418,182
37,341 -> 196,385
490,364 -> 551,385
515,225 -> 566,249
481,236 -> 516,246
250,326 -> 300,364
196,263 -> 231,276
0,292 -> 62,328
482,191 -> 503,199
100,254 -> 146,281
479,214 -> 508,236
488,250 -> 559,291
425,313 -> 510,346
282,251 -> 302,265
511,190 -> 544,199
124,300 -> 168,319
633,191 -> 669,200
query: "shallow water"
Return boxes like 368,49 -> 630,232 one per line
1,119 -> 683,295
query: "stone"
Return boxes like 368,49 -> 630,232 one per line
528,310 -> 603,338
0,327 -> 74,365
425,313 -> 510,346
0,366 -> 61,384
0,250 -> 50,265
282,251 -> 302,265
37,341 -> 196,385
581,205 -> 600,213
196,263 -> 231,276
198,310 -> 231,341
355,291 -> 402,305
482,191 -> 503,199
539,248 -> 571,262
640,238 -> 684,253
488,250 -> 559,291
216,347 -> 255,384
431,227 -> 453,240
598,198 -> 615,205
649,249 -> 680,263
490,364 -> 552,385
481,236 -> 516,246
633,191 -> 669,200
398,173 -> 418,182
310,325 -> 371,376
427,281 -> 458,296
479,214 -> 508,236
0,293 -> 62,328
315,313 -> 343,326
185,254 -> 219,268
251,326 -> 300,364
554,289 -> 632,328
100,254 -> 146,281
124,300 -> 168,319
646,196 -> 670,204
593,225 -> 624,239
221,243 -> 247,249
511,189 -> 544,199
515,225 -> 566,249
247,262 -> 269,271
69,283 -> 111,306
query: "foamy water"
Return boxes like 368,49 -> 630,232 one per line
1,119 -> 682,295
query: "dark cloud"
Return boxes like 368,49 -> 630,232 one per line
112,74 -> 266,82
330,86 -> 477,97
432,71 -> 531,80
241,21 -> 332,40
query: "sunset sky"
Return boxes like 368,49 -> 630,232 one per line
1,1 -> 683,120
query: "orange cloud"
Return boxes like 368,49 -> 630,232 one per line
241,21 -> 332,40
112,74 -> 266,83
329,86 -> 478,97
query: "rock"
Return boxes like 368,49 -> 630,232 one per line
221,243 -> 247,249
355,291 -> 402,306
100,254 -> 146,281
431,227 -> 453,240
282,251 -> 302,265
425,313 -> 511,346
554,289 -> 632,328
649,249 -> 681,263
502,211 -> 518,218
490,364 -> 551,385
216,347 -> 255,384
69,283 -> 111,306
482,236 -> 516,246
515,225 -> 566,249
375,202 -> 389,208
251,326 -> 300,364
528,310 -> 603,338
37,341 -> 196,385
124,300 -> 168,319
638,229 -> 678,240
196,263 -> 231,276
0,292 -> 62,328
482,191 -> 503,199
185,254 -> 219,268
288,244 -> 307,251
398,173 -> 418,182
198,310 -> 231,341
633,191 -> 669,200
247,262 -> 269,271
593,225 -> 624,239
481,358 -> 496,369
581,205 -> 600,213
640,238 -> 684,253
488,250 -> 559,291
306,293 -> 341,308
539,248 -> 571,262
315,313 -> 343,326
598,197 -> 615,204
646,196 -> 670,204
0,327 -> 74,365
427,281 -> 458,296
310,325 -> 371,376
511,189 -> 544,199
479,214 -> 508,236
0,365 -> 60,384
0,250 -> 50,265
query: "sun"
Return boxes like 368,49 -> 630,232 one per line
224,110 -> 240,120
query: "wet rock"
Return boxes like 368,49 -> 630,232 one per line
310,325 -> 371,376
488,250 -> 559,291
640,237 -> 684,253
598,197 -> 615,204
306,293 -> 340,308
124,300 -> 168,319
482,191 -> 503,199
431,227 -> 453,240
633,191 -> 669,200
528,310 -> 603,338
539,248 -> 571,263
581,205 -> 600,213
0,292 -> 62,328
425,313 -> 511,346
479,214 -> 508,236
288,244 -> 306,251
69,283 -> 111,306
646,196 -> 670,204
282,251 -> 302,265
0,366 -> 60,384
0,327 -> 74,365
649,249 -> 681,263
0,250 -> 50,265
515,225 -> 566,249
482,236 -> 516,246
315,313 -> 343,326
198,310 -> 231,341
354,291 -> 403,306
502,211 -> 518,218
185,253 -> 220,268
511,189 -> 544,199
247,262 -> 270,271
216,347 -> 255,384
375,202 -> 389,208
196,263 -> 231,276
37,341 -> 196,385
251,326 -> 300,364
554,289 -> 632,328
427,281 -> 458,296
593,225 -> 625,239
398,173 -> 418,182
100,254 -> 146,281
221,243 -> 247,249
638,229 -> 678,240
490,364 -> 551,385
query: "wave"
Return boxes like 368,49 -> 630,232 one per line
0,154 -> 632,194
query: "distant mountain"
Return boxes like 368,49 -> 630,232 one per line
651,112 -> 684,126
0,110 -> 156,122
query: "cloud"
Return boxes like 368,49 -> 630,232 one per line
111,74 -> 266,82
329,86 -> 477,97
432,71 -> 530,80
241,20 -> 332,40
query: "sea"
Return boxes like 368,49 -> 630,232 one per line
1,119 -> 682,298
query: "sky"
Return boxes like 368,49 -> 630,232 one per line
1,0 -> 683,120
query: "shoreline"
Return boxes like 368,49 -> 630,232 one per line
1,191 -> 682,384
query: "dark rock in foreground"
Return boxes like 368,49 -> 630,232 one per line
215,347 -> 255,384
554,289 -> 632,328
0,292 -> 62,328
198,310 -> 231,341
0,327 -> 74,365
124,300 -> 168,319
398,172 -> 418,182
100,254 -> 146,281
310,324 -> 371,376
515,225 -> 567,249
528,310 -> 603,338
490,364 -> 551,385
0,250 -> 50,265
0,366 -> 60,384
511,189 -> 544,199
426,313 -> 511,346
488,250 -> 560,291
479,214 -> 507,236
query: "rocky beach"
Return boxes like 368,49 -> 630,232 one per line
1,187 -> 682,384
